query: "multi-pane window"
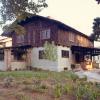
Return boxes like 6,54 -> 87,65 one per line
0,50 -> 4,61
69,32 -> 75,42
62,50 -> 69,58
39,50 -> 44,59
16,34 -> 24,44
40,29 -> 50,39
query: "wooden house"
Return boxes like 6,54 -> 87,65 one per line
1,15 -> 100,71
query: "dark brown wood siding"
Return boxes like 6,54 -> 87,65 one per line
12,19 -> 58,47
57,29 -> 93,47
12,18 -> 93,48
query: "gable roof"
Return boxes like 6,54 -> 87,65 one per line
2,14 -> 92,41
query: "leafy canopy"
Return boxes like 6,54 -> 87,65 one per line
0,0 -> 48,34
95,0 -> 100,4
90,18 -> 100,42
0,0 -> 48,23
43,41 -> 58,61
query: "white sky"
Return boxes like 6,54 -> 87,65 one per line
40,0 -> 100,36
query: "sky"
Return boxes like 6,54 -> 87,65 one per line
40,0 -> 100,36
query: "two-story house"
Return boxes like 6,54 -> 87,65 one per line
1,15 -> 100,71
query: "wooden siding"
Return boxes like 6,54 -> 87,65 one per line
12,18 -> 93,48
12,19 -> 58,47
58,29 -> 93,47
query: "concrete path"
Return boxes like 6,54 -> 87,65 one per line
75,69 -> 100,83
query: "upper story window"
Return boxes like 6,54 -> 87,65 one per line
69,32 -> 75,42
16,34 -> 24,44
40,29 -> 50,40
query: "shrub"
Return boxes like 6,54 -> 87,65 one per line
23,83 -> 48,93
15,92 -> 32,100
54,84 -> 63,98
70,74 -> 79,82
3,76 -> 14,88
22,79 -> 32,85
63,83 -> 74,95
75,81 -> 100,100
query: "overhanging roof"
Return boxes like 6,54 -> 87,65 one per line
0,45 -> 32,50
71,46 -> 100,56
1,14 -> 92,41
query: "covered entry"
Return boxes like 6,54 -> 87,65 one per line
71,46 -> 100,70
2,45 -> 32,71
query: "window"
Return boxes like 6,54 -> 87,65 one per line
16,34 -> 24,44
62,50 -> 69,58
39,50 -> 44,59
0,50 -> 4,61
98,55 -> 100,60
40,29 -> 50,39
69,32 -> 74,42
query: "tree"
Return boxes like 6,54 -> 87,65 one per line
90,18 -> 100,42
43,41 -> 57,61
0,0 -> 48,34
95,0 -> 100,4
0,0 -> 48,23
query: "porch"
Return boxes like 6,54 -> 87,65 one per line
0,45 -> 32,71
71,46 -> 100,70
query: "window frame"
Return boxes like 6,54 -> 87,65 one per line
39,50 -> 44,59
69,32 -> 75,42
40,29 -> 50,40
16,34 -> 25,44
62,50 -> 69,58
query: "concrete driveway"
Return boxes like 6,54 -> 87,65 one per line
75,69 -> 100,83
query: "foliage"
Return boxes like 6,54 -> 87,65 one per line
43,41 -> 58,61
1,0 -> 48,35
0,0 -> 48,22
3,22 -> 26,35
3,75 -> 14,88
95,0 -> 100,4
0,71 -> 100,99
63,83 -> 74,94
75,81 -> 100,100
54,83 -> 63,98
91,17 -> 100,42
15,92 -> 32,100
23,83 -> 47,93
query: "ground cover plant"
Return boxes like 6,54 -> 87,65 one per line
0,70 -> 99,100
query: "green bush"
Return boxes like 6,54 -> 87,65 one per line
3,76 -> 14,88
75,81 -> 99,100
54,84 -> 63,98
63,83 -> 74,95
23,84 -> 48,93
15,92 -> 32,100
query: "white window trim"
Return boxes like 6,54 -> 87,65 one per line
40,29 -> 50,40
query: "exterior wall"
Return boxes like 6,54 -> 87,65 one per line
58,29 -> 93,47
11,61 -> 26,70
5,40 -> 12,47
31,46 -> 73,72
57,46 -> 72,71
0,61 -> 6,71
31,47 -> 58,71
4,49 -> 12,70
12,20 -> 58,47
94,55 -> 100,68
